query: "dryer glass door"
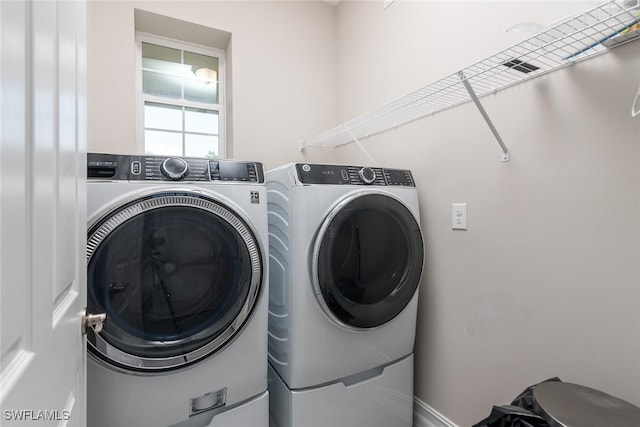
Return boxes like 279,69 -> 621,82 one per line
314,193 -> 424,329
86,191 -> 262,371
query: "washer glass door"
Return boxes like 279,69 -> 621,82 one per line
314,192 -> 424,329
87,191 -> 262,371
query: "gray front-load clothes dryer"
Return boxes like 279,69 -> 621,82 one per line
266,162 -> 424,427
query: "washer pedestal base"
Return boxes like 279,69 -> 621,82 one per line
269,354 -> 414,427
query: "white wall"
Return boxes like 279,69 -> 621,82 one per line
334,1 -> 640,426
87,0 -> 339,169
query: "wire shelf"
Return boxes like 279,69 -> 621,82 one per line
301,0 -> 640,150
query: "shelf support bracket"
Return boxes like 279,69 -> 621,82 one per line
458,71 -> 510,162
632,84 -> 640,118
347,129 -> 377,165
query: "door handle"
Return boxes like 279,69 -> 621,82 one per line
81,308 -> 106,335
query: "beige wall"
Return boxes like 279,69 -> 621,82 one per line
87,0 -> 339,169
334,1 -> 640,425
88,1 -> 640,426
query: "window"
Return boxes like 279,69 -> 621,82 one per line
137,35 -> 224,159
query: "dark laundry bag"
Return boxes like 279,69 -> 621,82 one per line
471,378 -> 561,427
471,405 -> 548,427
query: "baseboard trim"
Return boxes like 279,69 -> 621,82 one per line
413,397 -> 458,427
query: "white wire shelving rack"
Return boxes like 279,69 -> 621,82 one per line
300,0 -> 640,161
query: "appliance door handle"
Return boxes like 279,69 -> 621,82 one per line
81,308 -> 106,335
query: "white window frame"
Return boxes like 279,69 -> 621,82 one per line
136,32 -> 226,158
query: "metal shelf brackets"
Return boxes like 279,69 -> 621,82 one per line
458,71 -> 510,162
633,84 -> 640,117
300,0 -> 640,160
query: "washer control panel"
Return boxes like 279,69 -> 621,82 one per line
130,156 -> 210,181
209,160 -> 261,182
88,153 -> 264,183
295,163 -> 414,186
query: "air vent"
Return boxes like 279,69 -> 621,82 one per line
502,58 -> 539,74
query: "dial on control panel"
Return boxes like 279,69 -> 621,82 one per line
358,167 -> 376,184
161,158 -> 190,180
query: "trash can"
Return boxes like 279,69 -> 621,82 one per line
533,381 -> 640,427
472,378 -> 640,427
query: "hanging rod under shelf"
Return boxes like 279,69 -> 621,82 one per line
301,0 -> 640,151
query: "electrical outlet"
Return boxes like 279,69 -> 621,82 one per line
452,203 -> 468,230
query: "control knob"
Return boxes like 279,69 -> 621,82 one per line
358,167 -> 376,185
161,158 -> 189,180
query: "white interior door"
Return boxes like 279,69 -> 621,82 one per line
0,0 -> 87,425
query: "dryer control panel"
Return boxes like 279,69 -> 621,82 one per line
88,153 -> 264,183
295,163 -> 415,187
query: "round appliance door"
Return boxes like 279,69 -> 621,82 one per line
313,191 -> 424,329
86,190 -> 263,372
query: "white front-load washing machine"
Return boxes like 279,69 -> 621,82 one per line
266,163 -> 424,427
86,153 -> 269,427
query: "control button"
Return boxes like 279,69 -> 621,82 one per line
161,158 -> 189,180
131,161 -> 141,175
209,161 -> 220,180
341,170 -> 349,181
358,167 -> 376,184
302,164 -> 311,172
